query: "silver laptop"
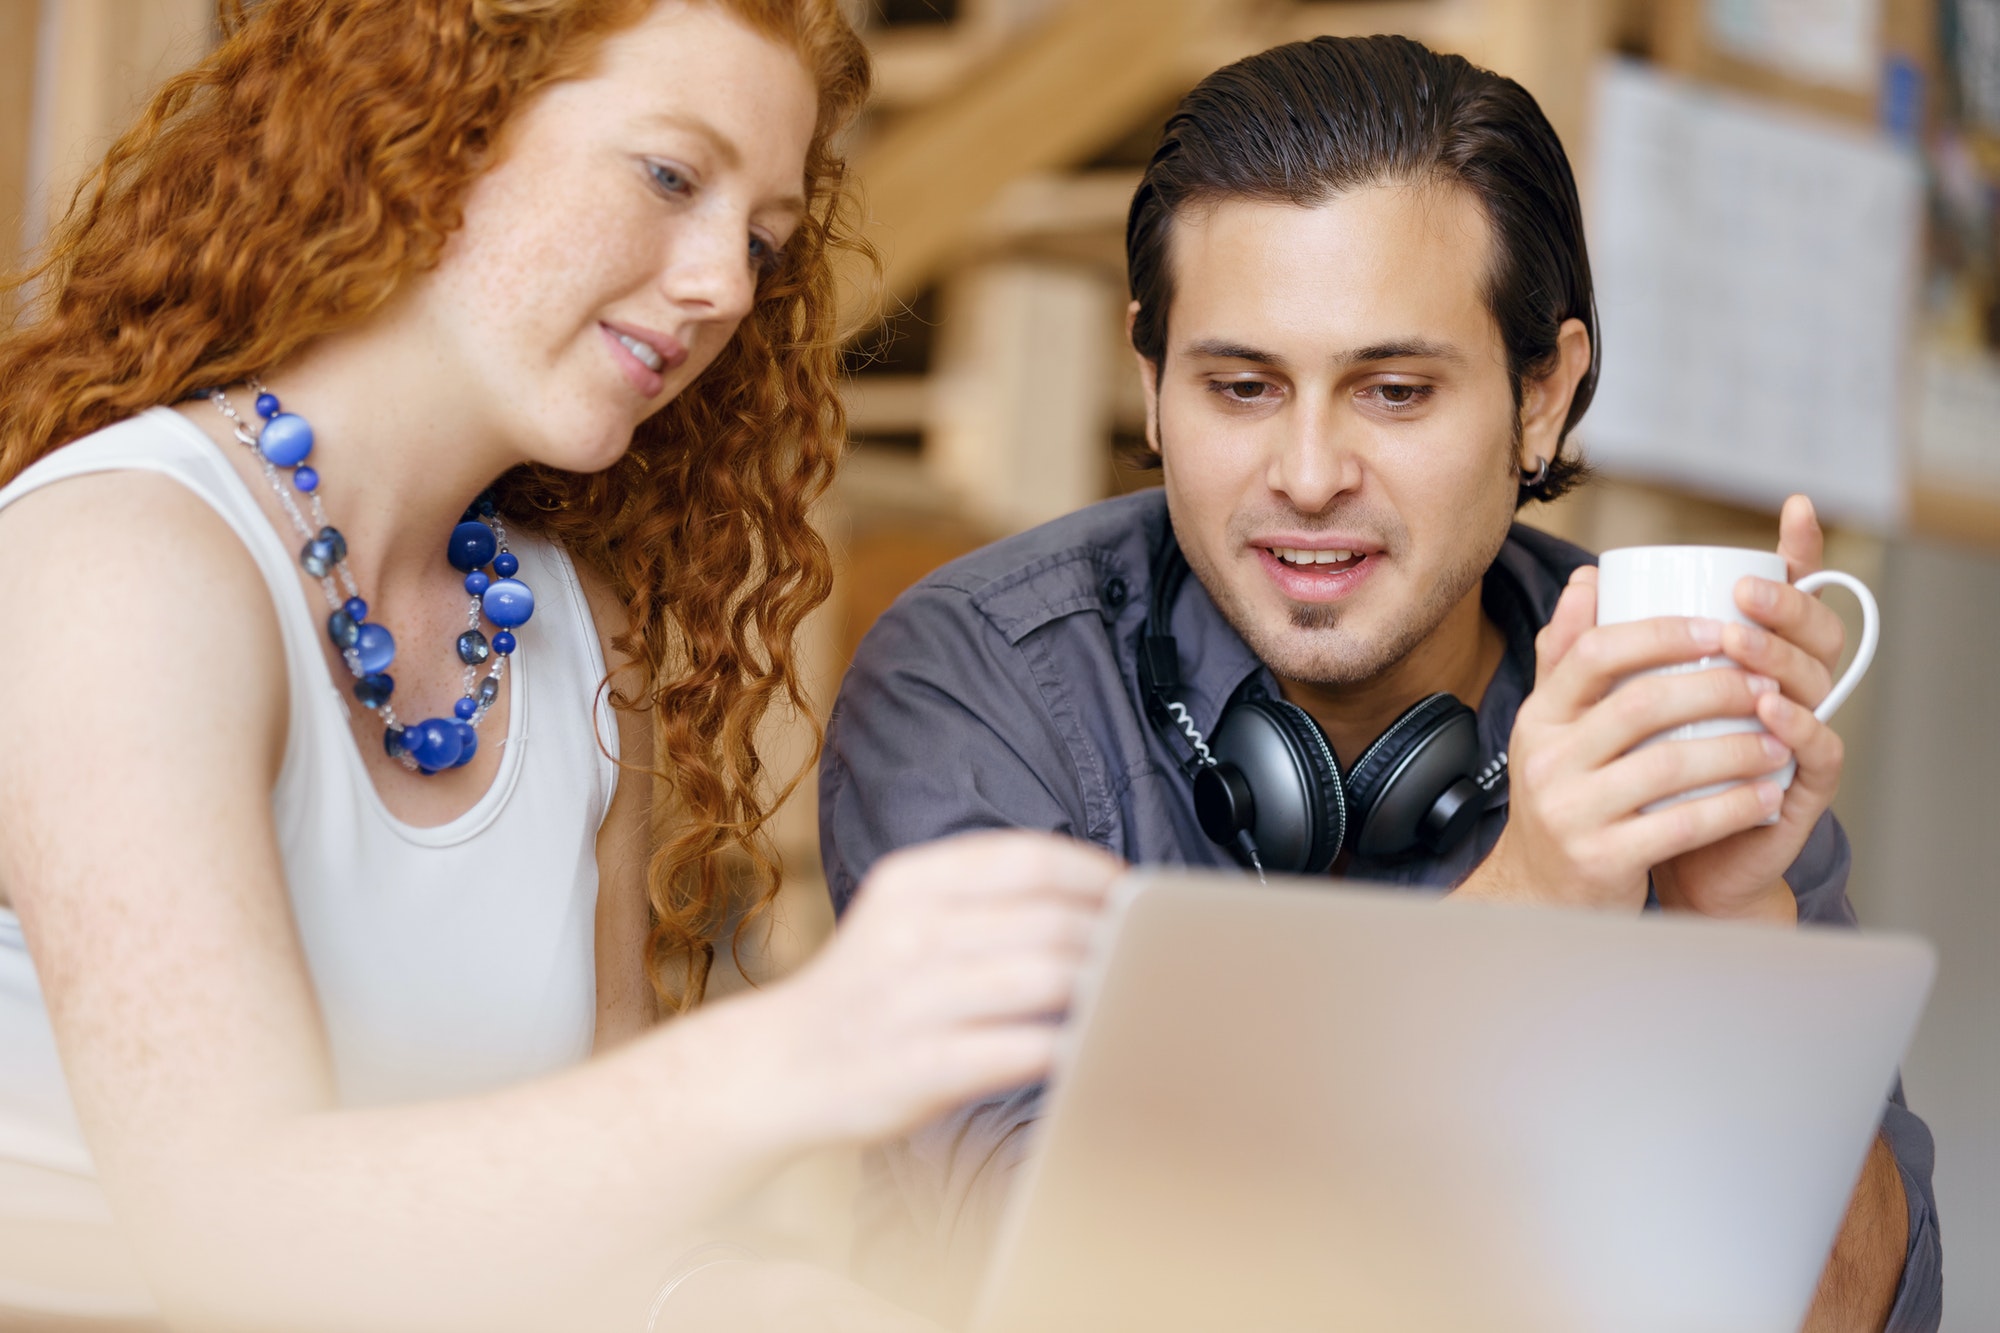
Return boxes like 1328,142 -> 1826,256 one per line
972,872 -> 1934,1333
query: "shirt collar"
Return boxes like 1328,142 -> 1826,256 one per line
1158,554 -> 1273,748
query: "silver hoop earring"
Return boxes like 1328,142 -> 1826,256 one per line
1521,456 -> 1550,492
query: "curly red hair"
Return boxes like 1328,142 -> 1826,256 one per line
0,0 -> 871,1011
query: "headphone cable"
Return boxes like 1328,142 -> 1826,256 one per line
1233,829 -> 1268,885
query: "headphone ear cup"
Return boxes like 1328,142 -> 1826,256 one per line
1344,693 -> 1483,859
1204,698 -> 1346,874
1344,694 -> 1463,817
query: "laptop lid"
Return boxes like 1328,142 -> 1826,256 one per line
973,872 -> 1934,1333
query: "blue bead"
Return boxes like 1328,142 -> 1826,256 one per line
476,674 -> 500,707
254,392 -> 280,420
450,721 -> 479,767
326,609 -> 359,650
352,672 -> 394,708
463,570 -> 490,597
316,526 -> 347,564
447,521 -> 498,572
491,630 -> 517,656
410,717 -> 463,772
384,724 -> 408,758
354,622 -> 396,674
292,465 -> 319,493
344,597 -> 367,623
482,579 -> 533,628
258,412 -> 314,467
492,551 -> 519,578
453,696 -> 478,720
300,537 -> 333,578
456,630 -> 489,665
476,496 -> 497,518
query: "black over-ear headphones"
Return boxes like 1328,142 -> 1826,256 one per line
1136,532 -> 1506,876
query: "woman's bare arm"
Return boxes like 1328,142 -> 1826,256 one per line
0,475 -> 803,1329
0,473 -> 1119,1332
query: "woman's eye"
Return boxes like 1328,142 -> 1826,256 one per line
749,234 -> 782,274
647,162 -> 691,197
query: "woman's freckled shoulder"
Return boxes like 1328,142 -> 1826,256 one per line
0,469 -> 278,642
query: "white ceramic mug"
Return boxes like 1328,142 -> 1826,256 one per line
1595,545 -> 1880,811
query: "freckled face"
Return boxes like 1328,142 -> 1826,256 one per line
411,0 -> 818,473
1150,183 -> 1526,686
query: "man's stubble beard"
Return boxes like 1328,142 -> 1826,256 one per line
1177,506 -> 1510,689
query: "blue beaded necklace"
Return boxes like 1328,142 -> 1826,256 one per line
207,383 -> 535,775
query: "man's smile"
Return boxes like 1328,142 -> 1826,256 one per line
1253,541 -> 1381,604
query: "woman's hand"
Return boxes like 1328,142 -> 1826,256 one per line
654,1258 -> 947,1333
1650,496 -> 1847,921
765,832 -> 1123,1145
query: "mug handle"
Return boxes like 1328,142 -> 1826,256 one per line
1793,570 -> 1879,722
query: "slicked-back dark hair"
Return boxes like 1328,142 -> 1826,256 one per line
1126,34 -> 1598,504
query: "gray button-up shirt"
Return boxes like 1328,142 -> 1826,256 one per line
820,488 -> 1941,1329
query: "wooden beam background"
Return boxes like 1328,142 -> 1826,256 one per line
841,0 -> 1238,315
0,0 -> 41,286
15,0 -> 213,264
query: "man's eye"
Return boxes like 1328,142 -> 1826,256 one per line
1222,381 -> 1271,400
1373,383 -> 1430,407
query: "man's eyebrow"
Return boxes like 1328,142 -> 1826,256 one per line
1182,338 -> 1289,366
1180,337 -> 1468,368
1343,338 -> 1466,366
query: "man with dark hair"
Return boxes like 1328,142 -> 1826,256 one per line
822,35 -> 1940,1331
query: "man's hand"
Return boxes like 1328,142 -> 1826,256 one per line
1651,495 -> 1849,922
1457,571 -> 1795,912
1460,494 -> 1850,919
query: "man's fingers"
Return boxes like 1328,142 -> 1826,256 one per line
1541,615 -> 1726,719
1777,493 -> 1825,583
1733,577 -> 1846,678
1583,730 -> 1793,824
1758,690 -> 1843,809
1532,567 -> 1598,679
1721,614 -> 1837,708
1611,779 -> 1784,869
1567,666 -> 1769,769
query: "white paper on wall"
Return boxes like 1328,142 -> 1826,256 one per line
1584,61 -> 1923,528
1704,0 -> 1882,92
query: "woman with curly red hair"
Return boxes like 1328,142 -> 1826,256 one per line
0,1 -> 1116,1326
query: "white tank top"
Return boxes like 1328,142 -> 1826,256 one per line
0,405 -> 616,1186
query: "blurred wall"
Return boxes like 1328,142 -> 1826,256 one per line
3,0 -> 213,275
1851,540 -> 2000,1329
